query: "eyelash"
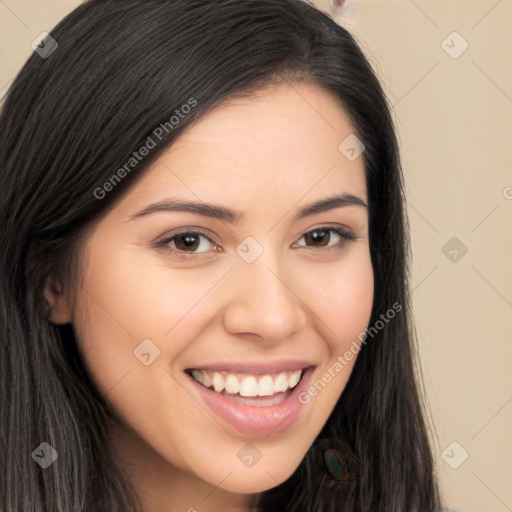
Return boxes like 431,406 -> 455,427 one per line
154,225 -> 357,258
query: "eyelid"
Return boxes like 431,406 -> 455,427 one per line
302,222 -> 356,238
153,226 -> 218,244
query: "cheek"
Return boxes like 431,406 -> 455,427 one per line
286,252 -> 374,435
294,252 -> 374,353
76,246 -> 216,338
71,249 -> 230,393
70,249 -> 159,394
331,256 -> 374,344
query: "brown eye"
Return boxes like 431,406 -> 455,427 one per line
157,231 -> 217,255
297,227 -> 356,249
303,229 -> 333,247
173,233 -> 202,251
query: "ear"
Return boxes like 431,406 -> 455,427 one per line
44,278 -> 73,324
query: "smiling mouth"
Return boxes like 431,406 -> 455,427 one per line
184,365 -> 315,435
185,368 -> 306,401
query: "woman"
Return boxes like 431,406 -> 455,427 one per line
0,0 -> 445,510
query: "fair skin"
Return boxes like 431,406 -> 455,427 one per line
46,81 -> 374,511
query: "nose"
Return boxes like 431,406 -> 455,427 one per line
221,252 -> 309,343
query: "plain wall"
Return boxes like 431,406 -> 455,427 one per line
1,1 -> 510,511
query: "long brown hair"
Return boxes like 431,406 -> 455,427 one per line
0,1 -> 442,510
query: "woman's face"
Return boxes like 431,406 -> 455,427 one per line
54,81 -> 373,504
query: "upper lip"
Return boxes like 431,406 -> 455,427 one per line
185,359 -> 315,375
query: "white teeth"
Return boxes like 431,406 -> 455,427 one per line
191,370 -> 203,384
212,372 -> 224,393
239,376 -> 258,397
189,368 -> 305,397
202,371 -> 212,388
192,369 -> 213,389
257,375 -> 274,396
274,372 -> 288,393
288,369 -> 301,388
224,374 -> 240,394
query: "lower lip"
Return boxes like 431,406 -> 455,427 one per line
187,367 -> 315,438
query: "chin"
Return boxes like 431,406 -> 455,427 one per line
200,455 -> 302,494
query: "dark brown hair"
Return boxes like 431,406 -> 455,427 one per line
0,0 -> 442,510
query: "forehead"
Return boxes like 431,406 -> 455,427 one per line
170,81 -> 358,165
118,81 -> 367,214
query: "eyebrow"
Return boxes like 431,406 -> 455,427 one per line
129,193 -> 368,224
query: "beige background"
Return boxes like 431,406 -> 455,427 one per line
1,1 -> 511,511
